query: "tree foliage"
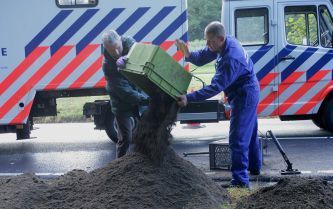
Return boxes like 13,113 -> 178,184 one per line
188,0 -> 222,41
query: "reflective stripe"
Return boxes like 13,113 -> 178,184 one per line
25,10 -> 72,57
0,46 -> 72,119
274,70 -> 330,115
281,47 -> 318,82
152,10 -> 187,45
134,6 -> 175,41
0,47 -> 48,96
70,55 -> 103,89
117,7 -> 150,35
76,8 -> 125,54
306,50 -> 333,81
44,44 -> 99,90
51,9 -> 98,55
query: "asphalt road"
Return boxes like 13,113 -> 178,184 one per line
0,118 -> 332,180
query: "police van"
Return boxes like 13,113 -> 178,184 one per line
223,0 -> 333,132
0,0 -> 189,140
1,0 -> 332,141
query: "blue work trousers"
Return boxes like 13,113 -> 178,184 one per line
228,84 -> 262,186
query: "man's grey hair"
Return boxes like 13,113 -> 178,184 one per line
204,21 -> 226,38
102,29 -> 120,45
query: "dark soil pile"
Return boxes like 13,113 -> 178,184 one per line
235,177 -> 333,209
0,149 -> 230,209
0,94 -> 230,209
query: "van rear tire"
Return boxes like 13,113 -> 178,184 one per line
322,98 -> 333,133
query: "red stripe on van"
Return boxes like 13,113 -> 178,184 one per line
44,44 -> 99,90
9,100 -> 34,125
173,51 -> 184,62
259,72 -> 278,90
160,41 -> 175,51
94,77 -> 106,88
0,46 -> 73,119
295,80 -> 333,114
0,47 -> 48,96
275,70 -> 330,115
69,55 -> 103,89
257,72 -> 304,115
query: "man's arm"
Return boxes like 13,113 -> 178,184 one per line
185,47 -> 217,67
110,78 -> 148,105
186,59 -> 243,102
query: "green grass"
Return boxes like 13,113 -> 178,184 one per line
34,95 -> 109,123
219,188 -> 254,209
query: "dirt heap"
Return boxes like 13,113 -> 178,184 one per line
0,149 -> 229,209
235,177 -> 333,209
0,95 -> 230,209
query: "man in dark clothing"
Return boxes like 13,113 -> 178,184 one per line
176,21 -> 261,188
102,30 -> 148,158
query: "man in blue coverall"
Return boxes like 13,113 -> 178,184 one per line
176,21 -> 261,187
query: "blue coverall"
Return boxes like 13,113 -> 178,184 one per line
186,36 -> 262,186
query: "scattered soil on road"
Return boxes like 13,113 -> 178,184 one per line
235,177 -> 333,209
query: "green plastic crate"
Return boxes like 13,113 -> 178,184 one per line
120,43 -> 192,100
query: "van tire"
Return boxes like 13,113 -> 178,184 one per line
105,110 -> 118,143
322,98 -> 333,132
16,121 -> 31,140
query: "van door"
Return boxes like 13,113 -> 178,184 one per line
231,1 -> 276,117
276,1 -> 333,116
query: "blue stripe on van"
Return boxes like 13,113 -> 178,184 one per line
281,47 -> 318,82
250,45 -> 273,65
256,45 -> 296,81
117,7 -> 150,35
133,6 -> 175,42
51,9 -> 98,55
25,10 -> 72,57
180,32 -> 188,42
76,8 -> 124,54
306,50 -> 333,81
152,10 -> 187,45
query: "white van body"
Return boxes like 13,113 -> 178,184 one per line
0,0 -> 188,138
223,0 -> 333,132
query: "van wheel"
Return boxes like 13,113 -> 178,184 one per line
312,115 -> 324,129
322,98 -> 333,133
16,121 -> 31,140
105,110 -> 118,143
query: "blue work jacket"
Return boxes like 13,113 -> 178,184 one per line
186,36 -> 259,102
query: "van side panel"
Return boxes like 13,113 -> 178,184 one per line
0,0 -> 188,125
225,0 -> 333,118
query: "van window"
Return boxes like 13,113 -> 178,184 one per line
284,6 -> 318,46
319,5 -> 333,48
235,8 -> 269,46
56,0 -> 97,8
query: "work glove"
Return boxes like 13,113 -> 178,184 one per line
177,94 -> 188,107
116,56 -> 127,69
175,39 -> 190,58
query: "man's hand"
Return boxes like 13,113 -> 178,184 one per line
175,39 -> 190,58
177,95 -> 188,107
116,56 -> 127,69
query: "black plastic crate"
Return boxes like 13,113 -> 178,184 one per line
209,138 -> 264,170
209,140 -> 231,170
